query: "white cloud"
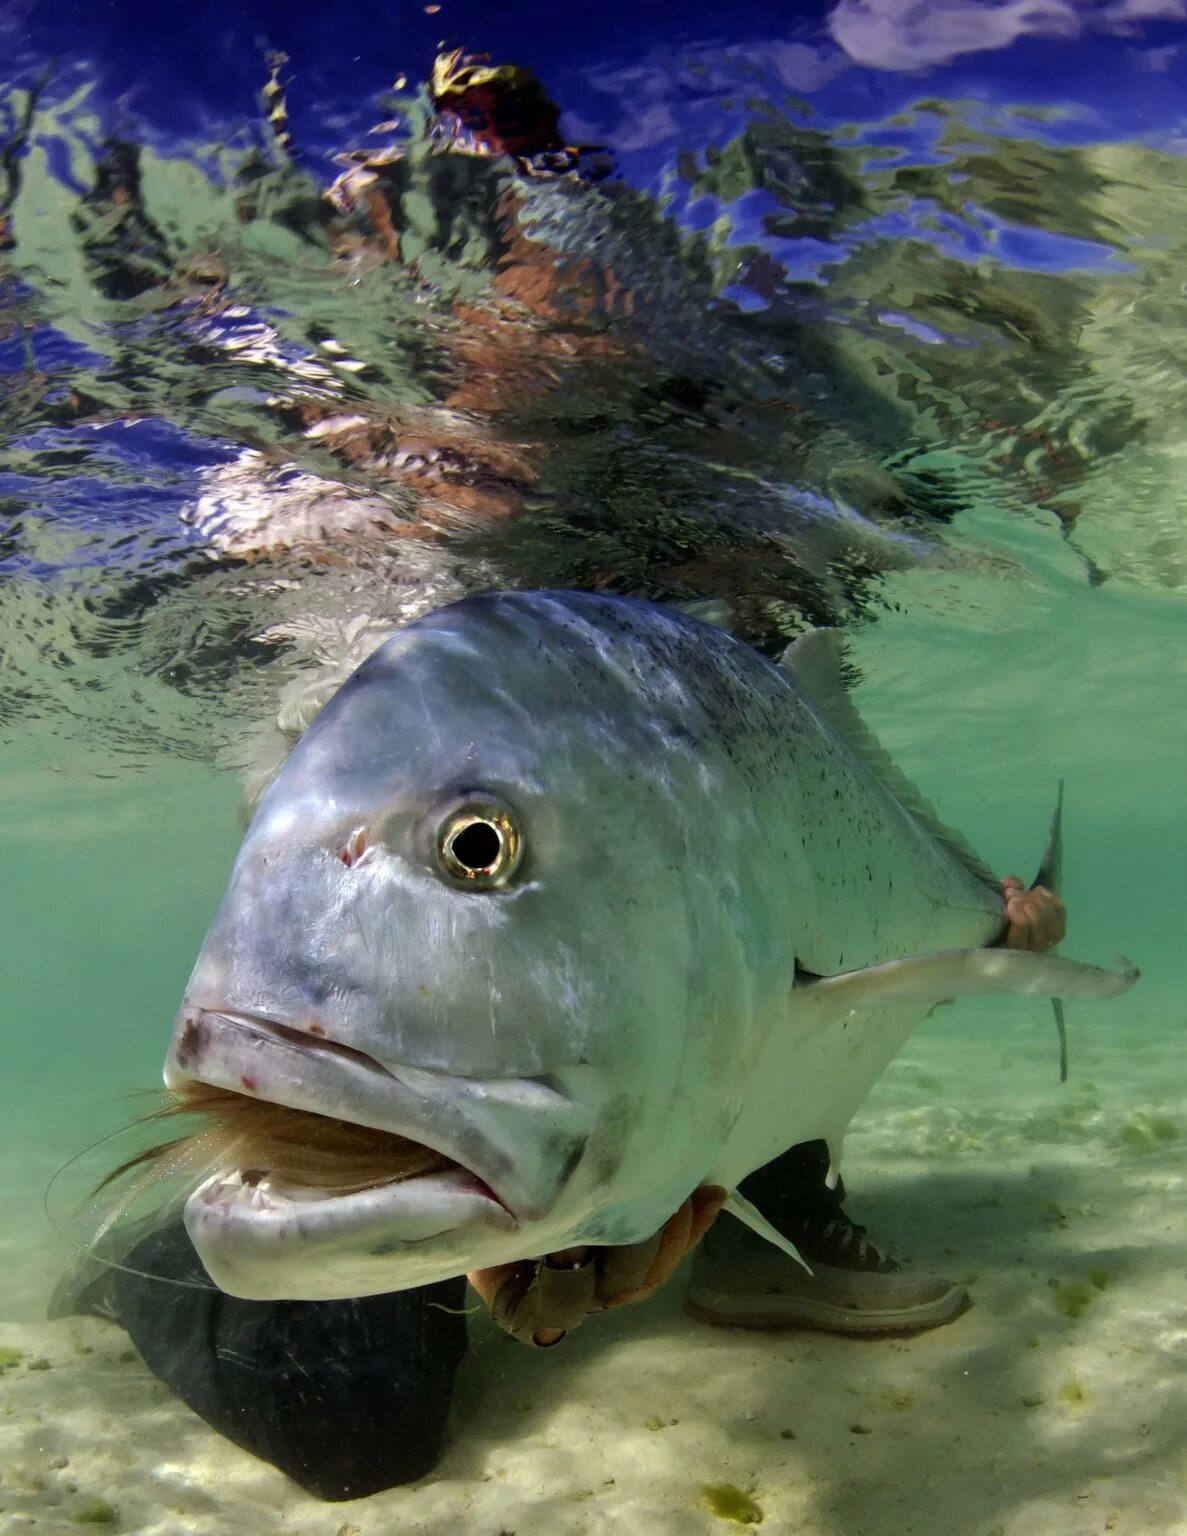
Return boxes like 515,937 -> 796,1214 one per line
612,100 -> 680,151
766,41 -> 849,91
828,0 -> 1084,71
1129,41 -> 1181,66
587,36 -> 848,159
1102,0 -> 1187,21
828,0 -> 1187,71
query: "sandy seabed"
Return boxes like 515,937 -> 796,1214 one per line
3,1002 -> 1186,1536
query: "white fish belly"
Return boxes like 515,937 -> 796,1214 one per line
707,997 -> 931,1191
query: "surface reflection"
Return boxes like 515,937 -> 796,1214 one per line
2,32 -> 1187,774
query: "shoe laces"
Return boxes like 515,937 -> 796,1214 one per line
807,1214 -> 899,1273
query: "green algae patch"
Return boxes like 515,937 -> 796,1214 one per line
70,1496 -> 119,1524
0,1346 -> 25,1373
1088,1269 -> 1111,1292
1117,1113 -> 1180,1154
1058,1378 -> 1087,1407
701,1483 -> 764,1524
1051,1280 -> 1096,1319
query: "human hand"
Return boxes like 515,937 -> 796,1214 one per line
1001,877 -> 1066,953
467,1184 -> 727,1347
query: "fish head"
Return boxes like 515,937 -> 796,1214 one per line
165,595 -> 779,1300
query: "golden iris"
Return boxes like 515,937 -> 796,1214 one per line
436,802 -> 523,888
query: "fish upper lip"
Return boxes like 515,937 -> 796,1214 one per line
201,1008 -> 401,1081
167,1004 -> 587,1224
212,1011 -> 515,1214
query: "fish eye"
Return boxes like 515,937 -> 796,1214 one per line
436,799 -> 523,889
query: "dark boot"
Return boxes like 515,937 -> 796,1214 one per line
58,1215 -> 468,1499
686,1141 -> 969,1336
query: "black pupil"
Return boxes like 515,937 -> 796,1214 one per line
450,821 -> 502,872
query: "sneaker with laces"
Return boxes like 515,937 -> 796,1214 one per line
684,1208 -> 971,1336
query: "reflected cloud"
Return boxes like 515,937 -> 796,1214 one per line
828,0 -> 1187,71
1102,0 -> 1187,23
588,37 -> 847,155
766,40 -> 849,91
612,99 -> 680,152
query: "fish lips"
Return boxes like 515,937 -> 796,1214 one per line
183,1164 -> 519,1300
164,1005 -> 593,1294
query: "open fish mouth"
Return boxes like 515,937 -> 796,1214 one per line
185,1147 -> 520,1297
172,1074 -> 512,1213
163,1006 -> 592,1296
182,1154 -> 519,1302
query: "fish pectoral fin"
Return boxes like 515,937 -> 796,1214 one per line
724,1191 -> 813,1274
794,948 -> 1138,1010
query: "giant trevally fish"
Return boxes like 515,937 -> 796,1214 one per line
159,591 -> 1134,1300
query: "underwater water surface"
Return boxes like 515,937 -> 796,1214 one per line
2,2 -> 1187,1532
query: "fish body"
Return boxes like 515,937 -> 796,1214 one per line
165,592 -> 1132,1299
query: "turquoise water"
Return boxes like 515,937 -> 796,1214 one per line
3,15 -> 1187,1534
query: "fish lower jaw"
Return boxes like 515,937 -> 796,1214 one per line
196,1166 -> 367,1209
184,1164 -> 519,1301
195,1162 -> 510,1214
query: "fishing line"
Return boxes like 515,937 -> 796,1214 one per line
44,1109 -> 221,1295
1052,998 -> 1069,1084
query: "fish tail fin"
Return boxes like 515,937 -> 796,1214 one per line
1032,780 -> 1067,1083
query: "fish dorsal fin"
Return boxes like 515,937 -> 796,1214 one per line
779,629 -> 998,888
